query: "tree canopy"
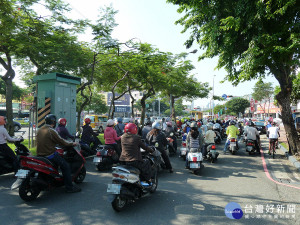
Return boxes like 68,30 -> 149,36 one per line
167,0 -> 300,153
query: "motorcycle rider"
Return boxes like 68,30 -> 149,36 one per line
104,119 -> 121,156
114,118 -> 125,137
56,118 -> 74,140
36,114 -> 81,193
186,122 -> 204,167
223,121 -> 240,153
146,121 -> 173,173
142,120 -> 152,140
0,116 -> 22,173
202,124 -> 216,158
164,121 -> 178,152
81,117 -> 102,152
244,122 -> 260,152
119,123 -> 154,183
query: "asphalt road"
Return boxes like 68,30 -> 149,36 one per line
1,135 -> 300,225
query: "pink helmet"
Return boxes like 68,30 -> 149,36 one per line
166,121 -> 172,127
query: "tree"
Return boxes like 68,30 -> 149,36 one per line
167,0 -> 300,154
214,104 -> 225,115
252,79 -> 274,119
225,98 -> 250,116
160,53 -> 210,121
0,80 -> 26,100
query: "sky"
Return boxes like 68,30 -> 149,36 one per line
16,0 -> 279,108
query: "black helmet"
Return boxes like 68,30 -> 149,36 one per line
45,114 -> 57,128
249,122 -> 255,127
229,121 -> 235,125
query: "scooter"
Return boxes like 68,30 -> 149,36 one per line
93,145 -> 119,171
166,132 -> 176,156
206,144 -> 219,163
0,134 -> 30,175
107,149 -> 160,212
213,129 -> 222,144
179,140 -> 187,160
186,148 -> 204,175
11,145 -> 86,201
227,138 -> 238,155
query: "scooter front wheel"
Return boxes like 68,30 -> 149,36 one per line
74,166 -> 86,183
150,169 -> 158,193
112,195 -> 127,212
19,179 -> 40,202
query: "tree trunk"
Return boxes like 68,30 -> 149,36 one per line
4,76 -> 14,136
276,90 -> 299,154
171,95 -> 176,122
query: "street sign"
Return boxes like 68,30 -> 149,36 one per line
222,94 -> 227,99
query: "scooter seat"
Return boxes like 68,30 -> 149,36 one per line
30,156 -> 56,167
118,165 -> 140,175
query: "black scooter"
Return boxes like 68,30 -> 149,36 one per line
0,134 -> 30,175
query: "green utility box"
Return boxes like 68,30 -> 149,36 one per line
33,72 -> 81,135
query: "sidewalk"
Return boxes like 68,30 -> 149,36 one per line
277,124 -> 300,172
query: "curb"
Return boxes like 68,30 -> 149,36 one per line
279,144 -> 300,172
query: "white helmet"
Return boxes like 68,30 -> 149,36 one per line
107,119 -> 114,126
152,121 -> 161,129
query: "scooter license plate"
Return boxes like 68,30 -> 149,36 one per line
230,142 -> 236,147
107,184 -> 121,194
93,157 -> 102,163
15,169 -> 29,178
190,162 -> 200,168
181,150 -> 186,155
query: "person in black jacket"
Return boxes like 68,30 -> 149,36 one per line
146,121 -> 173,173
81,118 -> 102,151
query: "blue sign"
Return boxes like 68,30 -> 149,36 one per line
115,106 -> 131,113
107,93 -> 130,106
222,94 -> 227,99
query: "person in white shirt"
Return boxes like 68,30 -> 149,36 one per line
202,125 -> 216,158
267,122 -> 280,154
0,116 -> 21,172
244,122 -> 260,151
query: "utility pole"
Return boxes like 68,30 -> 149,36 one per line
212,75 -> 216,120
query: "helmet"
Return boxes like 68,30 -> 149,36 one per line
249,122 -> 254,127
58,118 -> 67,126
229,121 -> 235,125
245,121 -> 249,126
197,122 -> 202,127
152,121 -> 161,130
84,118 -> 91,124
207,125 -> 213,130
45,114 -> 57,128
107,119 -> 114,126
271,122 -> 276,126
166,121 -> 172,127
117,118 -> 123,123
124,123 -> 138,134
190,122 -> 197,128
0,116 -> 6,125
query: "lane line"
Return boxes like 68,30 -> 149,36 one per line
260,149 -> 300,190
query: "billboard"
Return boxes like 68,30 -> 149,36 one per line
115,106 -> 131,113
107,93 -> 130,106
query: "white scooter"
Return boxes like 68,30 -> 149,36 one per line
186,148 -> 204,175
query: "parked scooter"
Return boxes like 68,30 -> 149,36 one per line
226,138 -> 238,154
0,133 -> 30,175
11,145 -> 86,201
107,148 -> 160,212
93,145 -> 119,171
186,148 -> 204,175
206,144 -> 219,163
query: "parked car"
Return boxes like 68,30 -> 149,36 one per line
295,117 -> 300,133
123,118 -> 131,125
254,122 -> 266,134
13,121 -> 22,132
